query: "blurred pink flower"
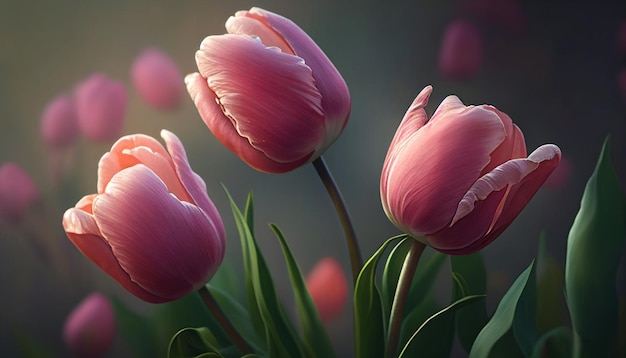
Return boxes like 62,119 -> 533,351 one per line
305,257 -> 348,323
186,7 -> 351,173
131,48 -> 184,110
460,0 -> 527,35
438,19 -> 484,81
62,130 -> 225,303
63,292 -> 115,358
0,162 -> 39,223
40,94 -> 79,149
381,86 -> 561,254
74,73 -> 127,142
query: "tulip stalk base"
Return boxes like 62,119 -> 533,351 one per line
312,156 -> 362,283
386,239 -> 426,358
197,286 -> 252,355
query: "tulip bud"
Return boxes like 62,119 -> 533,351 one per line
74,73 -> 127,142
62,130 -> 225,303
0,162 -> 39,224
186,7 -> 351,173
131,48 -> 183,110
40,94 -> 79,149
63,292 -> 115,358
381,86 -> 561,254
438,19 -> 483,81
305,257 -> 348,323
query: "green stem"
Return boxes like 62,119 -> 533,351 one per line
197,286 -> 253,355
312,156 -> 363,283
386,239 -> 426,358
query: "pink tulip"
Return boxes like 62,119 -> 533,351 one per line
62,130 -> 225,303
131,48 -> 184,110
305,257 -> 348,323
74,73 -> 127,142
40,94 -> 79,149
380,86 -> 561,254
0,162 -> 39,223
544,154 -> 571,190
438,19 -> 484,81
186,7 -> 351,173
63,292 -> 115,358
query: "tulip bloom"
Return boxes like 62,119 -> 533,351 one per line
438,20 -> 484,81
0,162 -> 39,223
62,130 -> 225,303
63,292 -> 115,358
186,7 -> 351,173
40,94 -> 79,149
381,86 -> 561,254
131,48 -> 183,110
305,257 -> 348,323
74,73 -> 127,142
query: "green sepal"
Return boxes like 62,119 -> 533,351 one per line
564,137 -> 626,357
270,223 -> 336,358
354,234 -> 407,358
168,327 -> 223,358
530,326 -> 572,358
469,260 -> 537,358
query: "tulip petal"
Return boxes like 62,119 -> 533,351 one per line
226,15 -> 294,54
160,129 -> 226,243
185,73 -> 307,173
383,104 -> 505,235
387,86 -> 432,150
93,165 -> 224,301
482,107 -> 527,174
195,34 -> 324,164
246,7 -> 351,136
62,207 -> 164,303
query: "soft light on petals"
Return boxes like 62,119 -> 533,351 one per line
225,15 -> 294,54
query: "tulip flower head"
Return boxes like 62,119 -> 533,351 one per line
0,162 -> 39,224
438,19 -> 484,81
40,94 -> 79,149
186,7 -> 351,173
381,86 -> 561,254
305,257 -> 348,323
63,292 -> 115,358
131,48 -> 184,110
74,73 -> 127,142
62,130 -> 226,303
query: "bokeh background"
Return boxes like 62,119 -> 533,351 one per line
1,0 -> 625,356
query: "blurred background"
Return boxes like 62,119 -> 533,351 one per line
0,0 -> 625,356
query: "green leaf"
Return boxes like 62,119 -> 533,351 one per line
535,233 -> 565,333
381,236 -> 411,328
109,295 -> 159,358
270,223 -> 336,358
450,253 -> 489,353
225,190 -> 306,358
565,137 -> 626,357
354,235 -> 406,358
399,295 -> 486,358
530,326 -> 572,358
168,327 -> 222,358
469,260 -> 536,358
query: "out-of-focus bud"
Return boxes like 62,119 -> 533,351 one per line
40,94 -> 79,149
460,0 -> 527,35
63,292 -> 115,358
438,19 -> 483,81
305,257 -> 348,323
0,162 -> 39,224
186,7 -> 351,173
131,48 -> 183,110
74,73 -> 127,142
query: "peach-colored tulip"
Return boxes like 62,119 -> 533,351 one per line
305,257 -> 348,323
131,48 -> 183,110
186,7 -> 351,173
381,86 -> 561,254
40,94 -> 79,149
62,130 -> 225,303
438,19 -> 484,81
0,162 -> 39,223
74,73 -> 127,142
63,292 -> 115,358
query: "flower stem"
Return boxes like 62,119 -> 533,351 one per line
197,285 -> 253,355
312,156 -> 363,283
386,239 -> 426,358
